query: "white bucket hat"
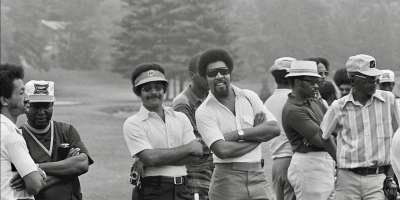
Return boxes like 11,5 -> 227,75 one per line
285,60 -> 321,78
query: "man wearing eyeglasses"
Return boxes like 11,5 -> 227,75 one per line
195,48 -> 280,200
281,60 -> 336,200
123,63 -> 204,200
320,54 -> 400,200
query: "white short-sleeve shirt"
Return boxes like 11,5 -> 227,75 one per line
123,106 -> 196,177
196,85 -> 277,163
1,114 -> 38,200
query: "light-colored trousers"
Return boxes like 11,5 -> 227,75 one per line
287,151 -> 335,200
336,169 -> 386,200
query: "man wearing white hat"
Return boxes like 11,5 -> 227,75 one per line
264,57 -> 296,200
10,80 -> 94,200
123,63 -> 204,200
379,69 -> 396,92
321,54 -> 400,200
282,60 -> 336,200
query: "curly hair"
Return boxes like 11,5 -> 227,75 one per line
0,64 -> 24,110
130,63 -> 167,96
198,48 -> 233,77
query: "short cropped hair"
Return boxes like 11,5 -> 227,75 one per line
0,64 -> 24,110
333,68 -> 351,86
130,63 -> 167,96
188,54 -> 201,74
271,70 -> 289,85
198,48 -> 233,78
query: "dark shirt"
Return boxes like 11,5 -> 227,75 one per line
282,93 -> 327,153
21,121 -> 94,200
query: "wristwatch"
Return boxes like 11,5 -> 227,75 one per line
36,164 -> 47,180
237,129 -> 244,140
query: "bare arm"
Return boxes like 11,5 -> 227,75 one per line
22,171 -> 46,195
210,140 -> 260,159
224,112 -> 280,142
137,139 -> 203,167
323,136 -> 337,161
39,152 -> 89,176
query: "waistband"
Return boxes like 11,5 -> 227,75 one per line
215,162 -> 263,171
142,176 -> 186,185
344,165 -> 389,176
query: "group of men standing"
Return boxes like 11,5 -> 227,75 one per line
123,48 -> 400,200
1,64 -> 93,200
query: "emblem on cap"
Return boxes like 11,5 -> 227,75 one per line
148,70 -> 155,77
370,60 -> 376,68
34,83 -> 49,95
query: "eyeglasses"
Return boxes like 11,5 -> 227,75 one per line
206,68 -> 230,77
353,74 -> 379,83
141,83 -> 164,92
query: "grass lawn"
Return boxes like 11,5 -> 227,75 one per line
22,68 -> 274,200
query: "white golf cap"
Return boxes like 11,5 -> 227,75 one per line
379,69 -> 395,83
25,80 -> 55,102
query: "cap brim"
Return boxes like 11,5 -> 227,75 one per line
285,73 -> 321,78
135,77 -> 168,87
27,95 -> 55,102
359,68 -> 382,77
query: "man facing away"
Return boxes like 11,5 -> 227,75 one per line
172,54 -> 213,200
264,57 -> 296,200
195,48 -> 280,200
11,80 -> 93,200
321,54 -> 400,200
123,63 -> 204,200
1,64 -> 46,200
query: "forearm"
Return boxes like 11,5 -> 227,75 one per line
39,154 -> 89,176
137,145 -> 193,167
224,123 -> 280,142
41,176 -> 64,191
211,140 -> 260,159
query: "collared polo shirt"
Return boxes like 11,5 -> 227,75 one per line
196,85 -> 276,163
123,106 -> 196,177
1,114 -> 38,200
321,90 -> 400,168
282,93 -> 327,153
264,88 -> 293,159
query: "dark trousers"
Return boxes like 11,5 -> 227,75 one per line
138,177 -> 189,200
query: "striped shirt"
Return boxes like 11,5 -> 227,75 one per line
321,90 -> 400,168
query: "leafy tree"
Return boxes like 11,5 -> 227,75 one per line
112,0 -> 237,77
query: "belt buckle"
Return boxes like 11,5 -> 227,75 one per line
173,177 -> 183,185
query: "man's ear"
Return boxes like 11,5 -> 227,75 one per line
0,96 -> 9,107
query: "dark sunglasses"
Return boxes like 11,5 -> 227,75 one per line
354,74 -> 378,83
141,83 -> 164,92
206,68 -> 230,77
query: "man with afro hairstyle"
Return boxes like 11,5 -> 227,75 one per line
196,48 -> 280,200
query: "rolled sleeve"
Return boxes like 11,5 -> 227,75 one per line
196,108 -> 224,148
6,136 -> 38,178
123,120 -> 153,157
320,102 -> 340,140
67,125 -> 94,165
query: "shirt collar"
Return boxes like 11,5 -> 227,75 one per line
341,90 -> 386,108
0,114 -> 17,128
136,105 -> 175,121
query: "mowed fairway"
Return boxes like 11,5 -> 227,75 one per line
23,68 -> 274,200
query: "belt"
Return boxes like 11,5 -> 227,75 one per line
215,162 -> 263,171
347,165 -> 389,176
142,176 -> 185,185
